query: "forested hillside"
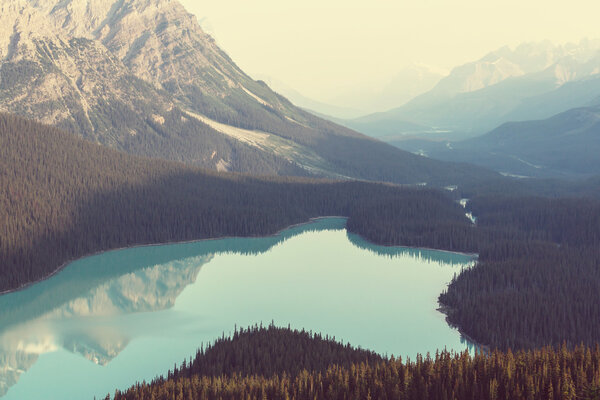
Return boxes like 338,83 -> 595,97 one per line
111,326 -> 600,400
0,113 -> 472,293
347,188 -> 600,350
171,324 -> 383,379
439,197 -> 600,350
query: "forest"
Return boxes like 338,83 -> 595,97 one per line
343,186 -> 600,350
110,325 -> 600,400
2,112 -> 600,355
0,113 -> 472,293
438,197 -> 600,350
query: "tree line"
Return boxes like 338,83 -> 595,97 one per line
110,325 -> 600,400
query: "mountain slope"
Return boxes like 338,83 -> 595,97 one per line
499,75 -> 600,122
425,106 -> 600,177
0,0 -> 315,175
0,0 -> 500,186
252,75 -> 364,120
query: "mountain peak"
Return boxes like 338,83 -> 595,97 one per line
0,0 -> 497,186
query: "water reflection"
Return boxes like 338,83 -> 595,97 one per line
0,257 -> 209,395
0,218 -> 476,398
346,232 -> 477,266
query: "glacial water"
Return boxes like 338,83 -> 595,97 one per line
0,218 -> 476,399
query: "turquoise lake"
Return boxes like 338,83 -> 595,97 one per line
0,218 -> 476,399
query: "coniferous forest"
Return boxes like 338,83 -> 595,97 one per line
0,113 -> 473,293
352,192 -> 600,350
111,325 -> 600,400
3,111 -> 600,398
439,197 -> 600,350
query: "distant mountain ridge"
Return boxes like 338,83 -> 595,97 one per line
346,40 -> 600,141
414,105 -> 600,178
0,0 -> 497,186
427,40 -> 600,97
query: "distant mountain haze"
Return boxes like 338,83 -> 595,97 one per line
252,74 -> 365,120
414,106 -> 600,178
346,40 -> 600,141
255,63 -> 445,119
179,0 -> 600,111
0,0 -> 498,187
321,64 -> 446,115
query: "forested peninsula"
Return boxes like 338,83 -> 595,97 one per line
111,325 -> 600,400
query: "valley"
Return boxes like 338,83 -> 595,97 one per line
402,105 -> 600,178
345,41 -> 600,143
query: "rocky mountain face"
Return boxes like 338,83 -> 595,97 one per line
0,0 -> 313,175
34,0 -> 298,121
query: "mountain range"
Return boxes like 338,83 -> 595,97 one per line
0,0 -> 498,187
344,40 -> 600,142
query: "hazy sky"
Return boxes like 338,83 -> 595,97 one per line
180,0 -> 599,106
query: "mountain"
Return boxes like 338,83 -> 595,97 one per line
498,74 -> 600,122
0,0 -> 307,175
420,106 -> 600,178
347,40 -> 600,142
0,0 -> 495,185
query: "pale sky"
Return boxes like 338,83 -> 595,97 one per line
180,0 -> 600,108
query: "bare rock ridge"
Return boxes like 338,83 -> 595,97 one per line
0,0 -> 497,185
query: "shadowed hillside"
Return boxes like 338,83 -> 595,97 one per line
0,113 -> 473,293
112,325 -> 600,400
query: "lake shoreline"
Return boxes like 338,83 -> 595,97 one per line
346,231 -> 479,259
437,304 -> 491,354
1,221 -> 480,399
0,215 -> 478,297
0,216 -> 347,296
